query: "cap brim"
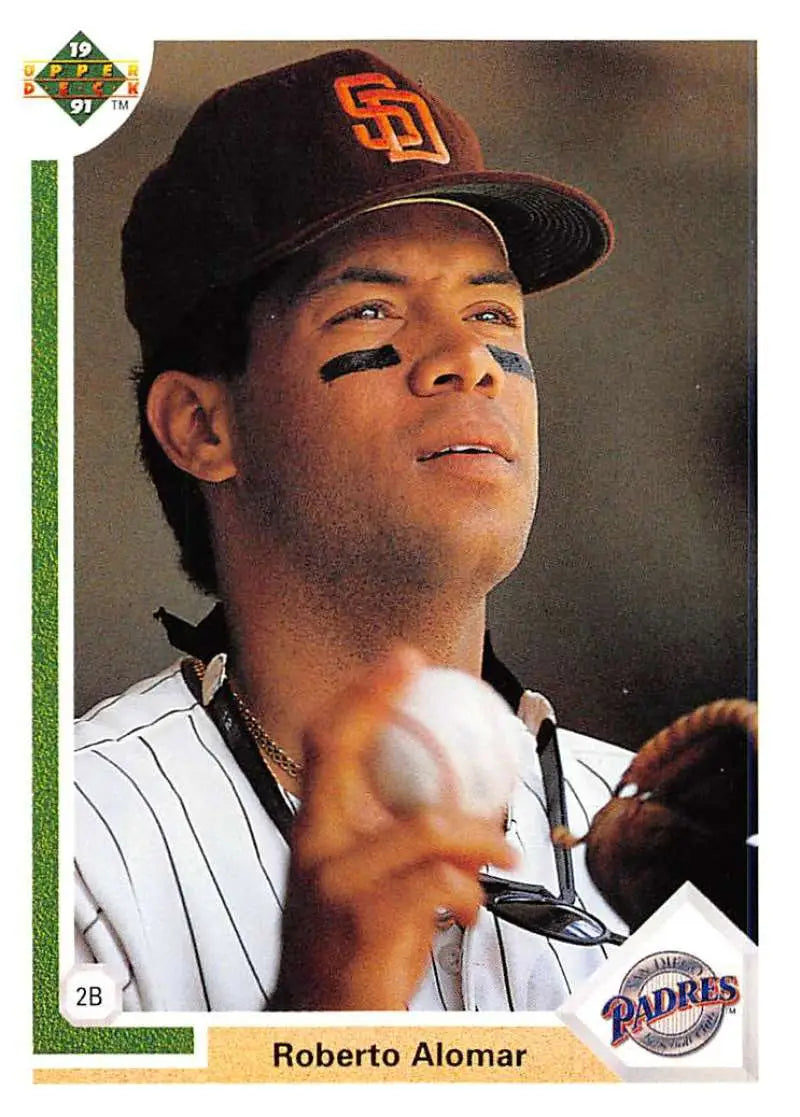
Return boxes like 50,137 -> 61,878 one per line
225,170 -> 614,297
410,174 -> 615,294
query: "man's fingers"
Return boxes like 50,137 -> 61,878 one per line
390,862 -> 487,932
298,644 -> 426,849
311,810 -> 518,901
303,643 -> 425,771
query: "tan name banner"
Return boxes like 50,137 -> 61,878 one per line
35,1026 -> 618,1084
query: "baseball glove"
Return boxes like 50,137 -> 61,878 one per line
553,699 -> 757,936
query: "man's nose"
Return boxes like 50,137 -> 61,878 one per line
406,331 -> 504,399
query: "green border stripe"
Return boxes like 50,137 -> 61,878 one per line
31,159 -> 193,1055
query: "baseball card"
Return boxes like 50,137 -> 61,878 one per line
11,6 -> 778,1102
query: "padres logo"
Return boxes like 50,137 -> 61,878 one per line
334,72 -> 450,165
602,951 -> 740,1056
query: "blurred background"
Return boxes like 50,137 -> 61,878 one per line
74,40 -> 755,750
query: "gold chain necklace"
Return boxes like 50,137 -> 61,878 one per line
190,657 -> 304,781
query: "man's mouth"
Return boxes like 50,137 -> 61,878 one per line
418,444 -> 496,462
417,442 -> 511,463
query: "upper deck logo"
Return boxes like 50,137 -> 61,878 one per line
602,950 -> 740,1056
23,31 -> 138,124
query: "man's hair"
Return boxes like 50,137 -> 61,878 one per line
135,256 -> 314,596
134,280 -> 260,597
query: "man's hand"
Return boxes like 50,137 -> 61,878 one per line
270,646 -> 518,1011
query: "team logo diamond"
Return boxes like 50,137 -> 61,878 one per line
559,883 -> 758,1082
33,31 -> 125,125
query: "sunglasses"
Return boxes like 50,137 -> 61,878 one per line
477,717 -> 627,947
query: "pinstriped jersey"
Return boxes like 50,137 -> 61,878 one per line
74,659 -> 632,1011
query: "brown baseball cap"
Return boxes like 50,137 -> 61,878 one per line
123,49 -> 614,353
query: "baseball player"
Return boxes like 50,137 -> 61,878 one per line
74,48 -> 636,1012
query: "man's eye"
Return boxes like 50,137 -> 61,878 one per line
470,306 -> 519,326
329,302 -> 391,325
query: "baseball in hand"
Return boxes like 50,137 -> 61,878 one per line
367,667 -> 524,817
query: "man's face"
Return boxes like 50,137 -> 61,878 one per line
226,204 -> 539,598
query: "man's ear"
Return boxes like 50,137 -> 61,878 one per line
145,371 -> 237,482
